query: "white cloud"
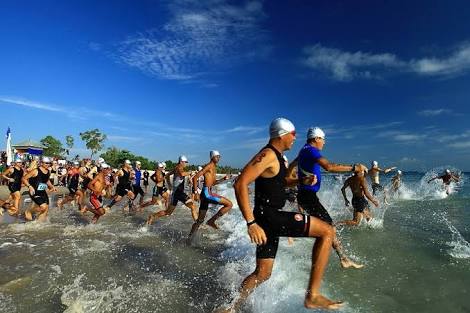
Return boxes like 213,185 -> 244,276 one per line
302,44 -> 403,81
107,135 -> 144,142
0,96 -> 65,113
418,109 -> 453,116
302,42 -> 470,81
224,126 -> 264,135
448,141 -> 470,149
376,130 -> 426,142
116,0 -> 269,81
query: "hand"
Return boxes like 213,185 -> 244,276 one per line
345,200 -> 350,207
302,174 -> 317,186
8,178 -> 14,183
373,200 -> 379,207
247,223 -> 267,245
51,187 -> 58,192
28,186 -> 35,195
102,189 -> 107,196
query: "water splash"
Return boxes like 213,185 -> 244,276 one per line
442,214 -> 470,260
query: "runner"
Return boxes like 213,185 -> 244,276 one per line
1,157 -> 24,216
428,169 -> 460,195
132,161 -> 145,206
219,118 -> 341,312
108,160 -> 135,212
142,163 -> 170,214
57,161 -> 82,210
86,163 -> 112,223
187,150 -> 232,243
21,156 -> 57,222
369,161 -> 396,204
146,155 -> 197,225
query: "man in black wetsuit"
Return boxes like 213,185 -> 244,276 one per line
220,118 -> 342,312
108,160 -> 135,212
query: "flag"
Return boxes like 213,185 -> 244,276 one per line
6,127 -> 12,165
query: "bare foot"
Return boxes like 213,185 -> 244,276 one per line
146,214 -> 155,225
304,294 -> 343,310
206,219 -> 220,230
340,258 -> 364,269
24,210 -> 33,221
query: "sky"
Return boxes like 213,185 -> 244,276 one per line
1,0 -> 470,171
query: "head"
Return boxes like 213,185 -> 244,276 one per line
97,157 -> 105,164
135,160 -> 141,169
445,169 -> 451,175
14,158 -> 23,166
73,161 -> 80,168
306,127 -> 326,150
124,159 -> 132,169
372,161 -> 378,168
157,162 -> 164,171
210,150 -> 221,163
197,166 -> 203,171
269,117 -> 296,151
41,156 -> 52,168
179,155 -> 188,167
100,163 -> 112,174
397,170 -> 402,176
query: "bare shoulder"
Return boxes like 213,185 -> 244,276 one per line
249,147 -> 276,166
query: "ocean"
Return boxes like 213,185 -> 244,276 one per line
1,168 -> 469,313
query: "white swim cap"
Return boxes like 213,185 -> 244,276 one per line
73,161 -> 79,166
210,150 -> 220,159
198,166 -> 203,171
269,118 -> 295,139
42,156 -> 52,163
101,163 -> 110,169
179,155 -> 188,163
135,161 -> 141,165
124,160 -> 131,165
14,157 -> 23,163
372,161 -> 378,167
98,157 -> 105,164
161,162 -> 166,168
158,162 -> 164,168
397,170 -> 402,175
445,169 -> 450,174
307,127 -> 325,139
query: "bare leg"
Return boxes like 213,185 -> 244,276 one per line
207,197 -> 232,230
146,205 -> 176,225
184,201 -> 198,221
336,212 -> 363,227
304,217 -> 343,309
36,204 -> 49,222
332,232 -> 363,269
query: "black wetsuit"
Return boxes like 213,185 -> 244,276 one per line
8,167 -> 23,193
143,171 -> 149,186
68,170 -> 80,195
151,172 -> 167,197
352,196 -> 369,213
29,168 -> 50,206
253,144 -> 310,259
80,167 -> 91,190
116,169 -> 132,197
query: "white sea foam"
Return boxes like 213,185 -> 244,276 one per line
442,214 -> 470,260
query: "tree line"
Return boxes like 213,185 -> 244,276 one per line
39,129 -> 240,173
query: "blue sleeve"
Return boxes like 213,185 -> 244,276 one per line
311,149 -> 322,160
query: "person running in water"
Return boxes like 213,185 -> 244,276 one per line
86,163 -> 112,223
295,126 -> 365,269
142,163 -> 170,214
2,157 -> 24,216
219,118 -> 342,313
147,155 -> 198,225
337,168 -> 379,226
428,169 -> 460,195
368,161 -> 396,204
108,160 -> 135,212
187,150 -> 232,243
132,161 -> 145,207
143,169 -> 150,192
390,170 -> 402,195
57,161 -> 82,210
22,157 -> 57,222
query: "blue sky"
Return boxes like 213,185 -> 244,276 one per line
1,0 -> 470,170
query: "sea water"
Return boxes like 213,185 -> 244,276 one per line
1,170 -> 469,313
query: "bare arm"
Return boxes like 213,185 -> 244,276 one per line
88,176 -> 100,194
22,169 -> 37,194
361,177 -> 379,207
234,148 -> 277,245
1,167 -> 13,182
192,165 -> 209,191
427,176 -> 439,183
317,157 -> 359,173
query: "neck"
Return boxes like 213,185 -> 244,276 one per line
268,139 -> 285,153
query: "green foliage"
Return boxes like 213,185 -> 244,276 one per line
100,147 -> 157,170
40,135 -> 65,158
79,129 -> 106,158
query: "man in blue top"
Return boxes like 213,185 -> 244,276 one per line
132,161 -> 145,207
296,126 -> 367,269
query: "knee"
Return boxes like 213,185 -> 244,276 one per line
326,225 -> 336,239
254,270 -> 272,283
